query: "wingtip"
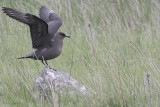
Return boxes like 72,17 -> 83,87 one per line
2,7 -> 14,16
41,6 -> 45,8
2,7 -> 13,14
2,7 -> 7,12
39,6 -> 46,11
39,6 -> 46,15
2,7 -> 9,14
39,6 -> 55,13
2,7 -> 6,10
2,7 -> 10,11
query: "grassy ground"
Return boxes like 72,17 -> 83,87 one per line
1,0 -> 160,106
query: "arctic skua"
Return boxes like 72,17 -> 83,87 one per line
2,6 -> 70,67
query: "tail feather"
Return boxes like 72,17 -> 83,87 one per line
16,56 -> 27,59
16,53 -> 34,59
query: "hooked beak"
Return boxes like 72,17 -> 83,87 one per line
66,35 -> 71,38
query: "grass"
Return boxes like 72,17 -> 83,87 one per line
1,0 -> 160,106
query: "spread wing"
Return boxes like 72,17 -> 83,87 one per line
2,7 -> 51,49
39,6 -> 62,36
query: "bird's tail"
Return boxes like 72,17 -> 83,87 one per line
16,56 -> 27,59
16,53 -> 33,59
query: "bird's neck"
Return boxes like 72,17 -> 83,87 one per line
55,39 -> 63,51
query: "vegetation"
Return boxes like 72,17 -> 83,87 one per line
1,0 -> 160,106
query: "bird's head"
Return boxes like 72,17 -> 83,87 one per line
56,32 -> 70,39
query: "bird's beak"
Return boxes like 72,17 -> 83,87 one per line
66,35 -> 70,38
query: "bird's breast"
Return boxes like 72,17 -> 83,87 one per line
38,41 -> 63,60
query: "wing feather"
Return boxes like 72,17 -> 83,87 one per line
2,7 -> 51,49
39,6 -> 62,36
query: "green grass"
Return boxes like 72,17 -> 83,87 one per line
1,0 -> 160,106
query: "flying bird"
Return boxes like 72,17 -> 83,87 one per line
2,6 -> 70,68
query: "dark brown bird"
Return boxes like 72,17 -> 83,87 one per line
2,6 -> 70,67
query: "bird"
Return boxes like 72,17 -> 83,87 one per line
2,6 -> 70,68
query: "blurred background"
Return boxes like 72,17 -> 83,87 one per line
0,0 -> 160,106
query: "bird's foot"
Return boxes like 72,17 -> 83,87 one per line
45,66 -> 56,71
52,68 -> 57,71
45,65 -> 50,69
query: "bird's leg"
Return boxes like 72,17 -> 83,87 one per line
44,60 -> 52,69
41,60 -> 45,65
45,60 -> 57,71
44,60 -> 48,66
42,60 -> 48,68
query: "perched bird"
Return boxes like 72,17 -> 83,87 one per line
2,6 -> 70,67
